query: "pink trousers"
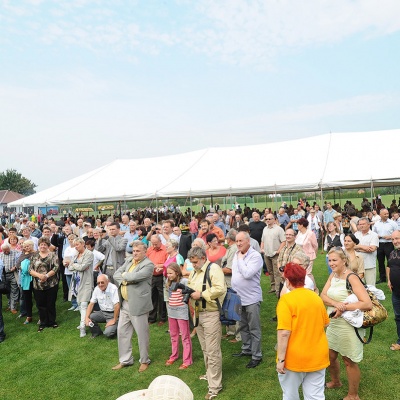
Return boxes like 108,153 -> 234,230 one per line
168,317 -> 193,366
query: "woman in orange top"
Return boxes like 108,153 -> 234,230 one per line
276,262 -> 329,399
205,233 -> 226,266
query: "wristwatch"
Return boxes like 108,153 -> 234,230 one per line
278,359 -> 285,363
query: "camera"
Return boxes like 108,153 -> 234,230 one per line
170,282 -> 196,304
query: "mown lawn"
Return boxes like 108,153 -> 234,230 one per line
0,253 -> 397,400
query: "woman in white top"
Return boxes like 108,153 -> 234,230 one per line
63,234 -> 78,311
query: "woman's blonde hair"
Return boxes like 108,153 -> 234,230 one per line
327,247 -> 349,267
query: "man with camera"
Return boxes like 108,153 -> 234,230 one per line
98,222 -> 128,283
85,274 -> 119,338
187,247 -> 226,400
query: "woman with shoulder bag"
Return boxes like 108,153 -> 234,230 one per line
320,247 -> 372,400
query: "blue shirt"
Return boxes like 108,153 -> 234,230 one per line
231,247 -> 263,306
323,209 -> 335,224
124,231 -> 139,253
277,213 -> 290,228
290,214 -> 301,231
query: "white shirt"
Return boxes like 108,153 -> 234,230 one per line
92,249 -> 105,270
354,230 -> 379,270
89,282 -> 119,312
63,246 -> 78,275
159,233 -> 179,245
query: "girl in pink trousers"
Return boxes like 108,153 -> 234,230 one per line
165,263 -> 193,369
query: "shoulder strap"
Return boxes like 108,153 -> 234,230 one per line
346,272 -> 365,291
203,263 -> 222,314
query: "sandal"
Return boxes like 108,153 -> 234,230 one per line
37,327 -> 45,333
165,359 -> 175,366
390,343 -> 400,351
179,364 -> 189,370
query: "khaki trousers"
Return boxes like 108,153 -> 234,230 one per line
196,311 -> 223,395
117,300 -> 150,365
264,254 -> 280,296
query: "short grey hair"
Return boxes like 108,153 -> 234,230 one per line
1,243 -> 10,250
167,239 -> 179,250
191,238 -> 207,250
357,217 -> 370,225
132,240 -> 148,251
292,253 -> 310,270
188,247 -> 207,260
226,229 -> 237,242
73,238 -> 85,246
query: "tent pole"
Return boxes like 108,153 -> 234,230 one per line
190,192 -> 192,218
370,179 -> 374,209
156,196 -> 158,224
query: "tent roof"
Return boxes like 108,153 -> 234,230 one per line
8,129 -> 400,207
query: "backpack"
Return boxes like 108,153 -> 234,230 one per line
204,264 -> 242,326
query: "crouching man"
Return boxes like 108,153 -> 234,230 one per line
85,274 -> 120,338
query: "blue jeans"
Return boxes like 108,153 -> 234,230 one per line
65,275 -> 78,308
392,291 -> 400,345
326,255 -> 332,274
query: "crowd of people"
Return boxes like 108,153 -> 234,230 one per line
1,196 -> 400,400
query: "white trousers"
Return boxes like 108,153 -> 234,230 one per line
278,368 -> 326,400
364,268 -> 376,286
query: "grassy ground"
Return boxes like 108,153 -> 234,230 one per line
1,253 -> 397,400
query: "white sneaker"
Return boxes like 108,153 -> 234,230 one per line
67,306 -> 76,311
74,307 -> 80,312
80,328 -> 86,338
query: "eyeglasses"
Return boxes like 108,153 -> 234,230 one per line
279,266 -> 285,273
97,281 -> 107,285
265,218 -> 274,221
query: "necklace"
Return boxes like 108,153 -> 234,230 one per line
333,269 -> 347,282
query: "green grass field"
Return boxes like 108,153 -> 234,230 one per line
1,253 -> 397,400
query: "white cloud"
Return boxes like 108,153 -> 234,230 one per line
179,0 -> 400,67
1,1 -> 400,66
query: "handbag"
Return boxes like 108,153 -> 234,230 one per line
346,273 -> 388,344
204,263 -> 240,326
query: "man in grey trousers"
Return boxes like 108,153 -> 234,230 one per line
112,241 -> 154,373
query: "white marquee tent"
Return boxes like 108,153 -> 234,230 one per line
8,129 -> 400,207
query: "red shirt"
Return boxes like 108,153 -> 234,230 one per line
146,245 -> 167,276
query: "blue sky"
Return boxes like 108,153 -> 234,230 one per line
1,0 -> 399,191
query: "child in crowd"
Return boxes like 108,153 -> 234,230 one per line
165,262 -> 192,369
